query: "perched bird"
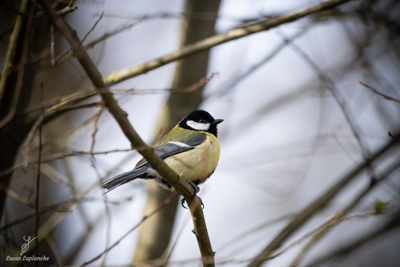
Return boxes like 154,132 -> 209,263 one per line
100,110 -> 223,197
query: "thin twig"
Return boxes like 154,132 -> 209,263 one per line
90,105 -> 104,158
101,195 -> 111,266
103,0 -> 353,87
56,19 -> 145,65
112,72 -> 216,95
288,160 -> 400,267
1,154 -> 136,233
0,47 -> 51,80
359,81 -> 400,104
0,185 -> 31,204
54,102 -> 102,113
0,148 -> 136,178
81,192 -> 178,266
23,73 -> 214,114
207,29 -> 307,99
305,211 -> 400,267
216,212 -> 384,265
276,29 -> 375,180
247,139 -> 395,267
22,116 -> 44,168
388,131 -> 400,143
54,12 -> 104,64
93,10 -> 225,22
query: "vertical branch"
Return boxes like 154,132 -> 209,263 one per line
35,80 -> 44,259
0,0 -> 29,101
50,25 -> 55,66
90,106 -> 104,156
0,0 -> 35,129
0,0 -> 51,223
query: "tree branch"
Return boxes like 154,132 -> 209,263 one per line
24,0 -> 353,131
37,0 -> 213,265
0,0 -> 29,101
288,159 -> 400,267
359,81 -> 400,104
103,0 -> 353,86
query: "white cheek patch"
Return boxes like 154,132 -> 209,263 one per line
187,120 -> 210,131
167,141 -> 191,148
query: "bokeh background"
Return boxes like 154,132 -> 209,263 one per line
1,0 -> 400,266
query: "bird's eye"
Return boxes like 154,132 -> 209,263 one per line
199,119 -> 206,123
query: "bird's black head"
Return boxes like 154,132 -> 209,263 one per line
179,110 -> 223,137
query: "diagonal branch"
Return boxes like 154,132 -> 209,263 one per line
288,159 -> 400,267
359,81 -> 400,104
37,0 -> 213,265
23,0 -> 353,130
247,139 -> 396,267
103,0 -> 353,86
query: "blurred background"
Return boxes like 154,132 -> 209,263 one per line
1,0 -> 400,266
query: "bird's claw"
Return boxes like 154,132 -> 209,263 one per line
199,197 -> 204,209
180,197 -> 204,209
180,181 -> 204,209
181,198 -> 188,209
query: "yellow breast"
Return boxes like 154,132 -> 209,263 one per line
163,133 -> 220,184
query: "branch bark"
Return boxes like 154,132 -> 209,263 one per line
37,0 -> 214,265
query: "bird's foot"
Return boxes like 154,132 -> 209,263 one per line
180,182 -> 204,209
189,181 -> 200,194
181,197 -> 204,209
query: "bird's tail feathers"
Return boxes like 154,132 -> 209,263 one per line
100,168 -> 147,194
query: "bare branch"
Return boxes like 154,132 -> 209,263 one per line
247,139 -> 396,267
34,79 -> 44,255
305,211 -> 400,267
103,0 -> 353,86
359,81 -> 400,104
37,1 -> 215,265
20,0 -> 353,130
80,192 -> 177,266
0,0 -> 29,101
288,159 -> 400,267
0,148 -> 136,178
275,29 -> 375,181
90,105 -> 104,157
22,73 -> 213,115
0,0 -> 35,129
54,12 -> 104,64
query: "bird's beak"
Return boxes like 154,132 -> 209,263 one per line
212,119 -> 224,125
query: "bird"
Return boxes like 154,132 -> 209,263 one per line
100,110 -> 223,199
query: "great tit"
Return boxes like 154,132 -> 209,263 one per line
100,110 -> 223,195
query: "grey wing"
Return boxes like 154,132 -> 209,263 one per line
134,139 -> 205,169
100,167 -> 148,193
